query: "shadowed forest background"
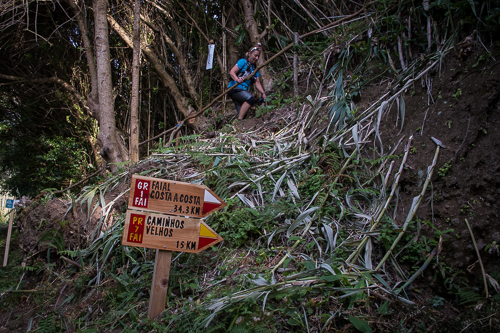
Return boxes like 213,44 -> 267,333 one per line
1,0 -> 500,332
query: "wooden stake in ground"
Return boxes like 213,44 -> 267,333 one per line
3,208 -> 14,267
293,32 -> 299,96
148,249 -> 173,319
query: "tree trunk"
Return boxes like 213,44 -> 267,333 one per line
66,0 -> 103,168
240,0 -> 272,90
66,0 -> 99,114
226,13 -> 241,68
129,0 -> 141,163
147,2 -> 199,104
108,15 -> 207,132
94,0 -> 128,171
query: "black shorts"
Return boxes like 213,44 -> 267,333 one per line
228,88 -> 255,114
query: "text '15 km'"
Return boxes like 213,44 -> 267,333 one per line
122,210 -> 223,253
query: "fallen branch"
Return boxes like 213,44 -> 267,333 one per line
375,141 -> 440,270
61,256 -> 82,269
346,136 -> 413,264
52,167 -> 106,195
0,73 -> 92,116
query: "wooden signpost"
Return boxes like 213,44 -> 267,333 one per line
124,175 -> 226,319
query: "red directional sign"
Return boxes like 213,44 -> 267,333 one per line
122,210 -> 223,253
128,175 -> 226,218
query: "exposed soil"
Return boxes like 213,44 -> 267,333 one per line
377,46 -> 500,283
13,162 -> 159,257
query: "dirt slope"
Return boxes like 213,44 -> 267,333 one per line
236,44 -> 500,291
379,47 -> 500,282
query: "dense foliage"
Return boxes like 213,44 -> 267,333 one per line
0,96 -> 94,196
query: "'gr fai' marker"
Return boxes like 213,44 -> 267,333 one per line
128,174 -> 226,218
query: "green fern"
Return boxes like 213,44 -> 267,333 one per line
38,229 -> 65,252
203,322 -> 226,333
458,290 -> 484,305
18,265 -> 37,272
214,173 -> 230,199
228,323 -> 252,333
37,313 -> 60,333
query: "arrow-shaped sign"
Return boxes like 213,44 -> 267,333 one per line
128,175 -> 226,218
122,210 -> 223,253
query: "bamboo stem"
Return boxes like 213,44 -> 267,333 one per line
346,136 -> 413,264
271,149 -> 358,274
293,32 -> 299,96
4,290 -> 39,294
375,144 -> 440,271
395,245 -> 438,295
465,218 -> 489,298
398,35 -> 407,70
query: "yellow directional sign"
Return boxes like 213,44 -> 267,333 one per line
128,175 -> 226,218
122,210 -> 223,253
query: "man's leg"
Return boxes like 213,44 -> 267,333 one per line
238,102 -> 251,120
230,90 -> 255,120
234,100 -> 242,117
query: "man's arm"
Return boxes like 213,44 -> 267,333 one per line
255,77 -> 266,99
229,65 -> 244,84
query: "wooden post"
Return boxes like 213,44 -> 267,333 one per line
163,97 -> 167,144
3,209 -> 14,267
222,8 -> 227,115
293,32 -> 299,97
148,249 -> 173,319
147,71 -> 151,156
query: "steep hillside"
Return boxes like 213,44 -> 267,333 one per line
2,40 -> 500,333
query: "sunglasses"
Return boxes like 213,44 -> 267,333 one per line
249,47 -> 260,53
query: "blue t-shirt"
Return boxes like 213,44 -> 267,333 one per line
228,59 -> 260,90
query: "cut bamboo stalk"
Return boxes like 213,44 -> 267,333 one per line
398,35 -> 407,70
271,149 -> 358,274
346,136 -> 413,264
375,144 -> 440,270
465,218 -> 489,298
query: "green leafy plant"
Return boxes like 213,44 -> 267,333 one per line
438,160 -> 452,177
485,241 -> 499,254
